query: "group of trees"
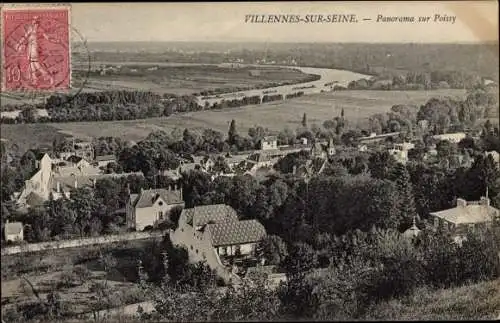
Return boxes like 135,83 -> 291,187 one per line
134,224 -> 499,322
417,87 -> 498,134
348,70 -> 486,91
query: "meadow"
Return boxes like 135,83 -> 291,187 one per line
1,89 -> 467,151
74,65 -> 315,96
1,239 -> 158,319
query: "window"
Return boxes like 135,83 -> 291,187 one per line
158,211 -> 163,220
158,201 -> 163,206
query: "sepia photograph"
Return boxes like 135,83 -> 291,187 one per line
0,1 -> 499,322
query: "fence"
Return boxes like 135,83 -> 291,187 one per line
1,231 -> 166,256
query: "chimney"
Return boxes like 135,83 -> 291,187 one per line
456,198 -> 467,207
74,178 -> 78,189
480,196 -> 490,207
57,182 -> 61,193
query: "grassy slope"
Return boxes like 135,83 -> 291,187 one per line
364,278 -> 500,320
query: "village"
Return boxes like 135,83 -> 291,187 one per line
3,119 -> 499,290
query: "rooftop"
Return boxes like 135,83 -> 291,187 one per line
66,155 -> 85,164
95,154 -> 116,162
262,136 -> 277,142
430,198 -> 498,225
184,204 -> 239,227
25,192 -> 45,207
207,219 -> 266,247
131,188 -> 184,208
52,172 -> 144,191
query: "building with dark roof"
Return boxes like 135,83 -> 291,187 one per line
171,204 -> 267,283
94,154 -> 116,167
430,196 -> 499,242
208,219 -> 266,257
126,186 -> 185,231
181,204 -> 238,230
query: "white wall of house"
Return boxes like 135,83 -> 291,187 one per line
216,242 -> 257,256
5,230 -> 23,242
261,140 -> 278,151
97,160 -> 114,168
133,198 -> 184,231
22,154 -> 53,202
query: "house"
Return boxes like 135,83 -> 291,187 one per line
260,136 -> 278,151
310,139 -> 336,159
126,186 -> 185,231
51,171 -> 144,200
485,151 -> 500,165
358,132 -> 401,144
429,196 -> 499,241
199,156 -> 216,172
358,144 -> 368,152
387,142 -> 415,164
209,219 -> 267,257
179,204 -> 239,231
172,204 -> 267,280
66,155 -> 91,169
58,140 -> 94,161
225,154 -> 250,171
94,154 -> 116,168
432,132 -> 466,144
16,153 -> 53,208
4,220 -> 24,242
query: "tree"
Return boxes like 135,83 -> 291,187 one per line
256,235 -> 289,266
391,164 -> 418,229
228,119 -> 238,145
282,242 -> 318,276
70,187 -> 98,237
302,113 -> 308,128
368,151 -> 397,180
436,140 -> 457,160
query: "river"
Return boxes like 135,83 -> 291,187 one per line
78,61 -> 372,106
194,64 -> 371,106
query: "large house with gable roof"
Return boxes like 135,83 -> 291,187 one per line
126,186 -> 185,231
429,196 -> 499,242
171,204 -> 267,282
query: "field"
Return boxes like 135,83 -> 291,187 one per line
74,65 -> 315,96
1,238 -> 160,320
0,89 -> 467,151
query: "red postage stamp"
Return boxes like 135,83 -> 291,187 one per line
1,7 -> 71,91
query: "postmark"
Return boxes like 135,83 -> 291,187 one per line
1,6 -> 71,92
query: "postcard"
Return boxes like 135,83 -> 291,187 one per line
1,2 -> 499,322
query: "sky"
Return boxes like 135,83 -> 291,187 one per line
64,1 -> 498,43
